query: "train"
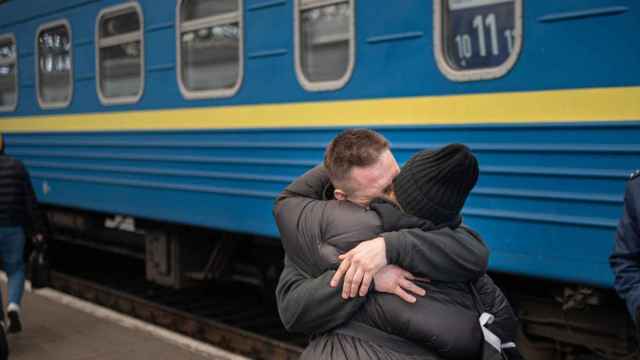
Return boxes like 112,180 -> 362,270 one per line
1,0 -> 639,358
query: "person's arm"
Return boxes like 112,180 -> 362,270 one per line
276,256 -> 425,334
610,179 -> 640,325
19,161 -> 47,237
372,198 -> 488,281
274,166 -> 367,332
334,226 -> 489,297
276,256 -> 367,334
333,198 -> 489,297
474,275 -> 525,359
474,275 -> 518,340
273,165 -> 334,277
383,226 -> 489,282
275,164 -> 330,205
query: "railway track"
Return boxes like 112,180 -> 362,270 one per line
49,270 -> 304,360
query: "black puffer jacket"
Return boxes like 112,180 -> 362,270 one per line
0,154 -> 45,234
275,165 -> 492,359
370,198 -> 521,357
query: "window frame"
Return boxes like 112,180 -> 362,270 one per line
35,19 -> 73,109
433,0 -> 522,82
175,0 -> 244,100
0,33 -> 17,112
95,2 -> 145,106
294,0 -> 355,92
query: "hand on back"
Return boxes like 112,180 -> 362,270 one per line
373,265 -> 427,303
330,237 -> 427,303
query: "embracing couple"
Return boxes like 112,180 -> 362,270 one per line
274,129 -> 524,360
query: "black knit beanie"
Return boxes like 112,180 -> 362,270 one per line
393,144 -> 479,225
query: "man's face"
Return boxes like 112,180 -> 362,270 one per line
344,149 -> 400,206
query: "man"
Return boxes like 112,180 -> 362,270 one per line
275,129 -> 490,358
0,133 -> 46,336
610,169 -> 640,333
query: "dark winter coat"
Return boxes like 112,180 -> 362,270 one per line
370,199 -> 522,359
610,171 -> 640,325
274,165 -> 492,359
0,154 -> 45,234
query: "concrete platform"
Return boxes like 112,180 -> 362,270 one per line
5,286 -> 249,360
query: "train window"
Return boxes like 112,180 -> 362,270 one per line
295,0 -> 354,91
0,34 -> 17,112
36,20 -> 73,109
96,3 -> 144,105
177,0 -> 243,99
434,0 -> 522,81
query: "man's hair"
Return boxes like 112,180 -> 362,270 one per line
324,129 -> 389,190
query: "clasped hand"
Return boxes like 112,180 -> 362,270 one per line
330,237 -> 426,303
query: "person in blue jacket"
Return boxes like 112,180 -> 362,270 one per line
610,169 -> 640,332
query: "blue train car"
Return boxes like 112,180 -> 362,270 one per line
1,0 -> 639,357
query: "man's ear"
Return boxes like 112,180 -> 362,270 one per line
334,189 -> 347,200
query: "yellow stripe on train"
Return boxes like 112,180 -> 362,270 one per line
1,86 -> 639,132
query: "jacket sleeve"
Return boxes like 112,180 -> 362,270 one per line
610,179 -> 640,323
275,164 -> 330,205
382,226 -> 489,282
474,275 -> 518,341
276,256 -> 367,334
19,161 -> 47,235
273,167 -> 368,333
273,164 -> 335,277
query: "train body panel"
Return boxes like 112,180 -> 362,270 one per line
5,121 -> 639,287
